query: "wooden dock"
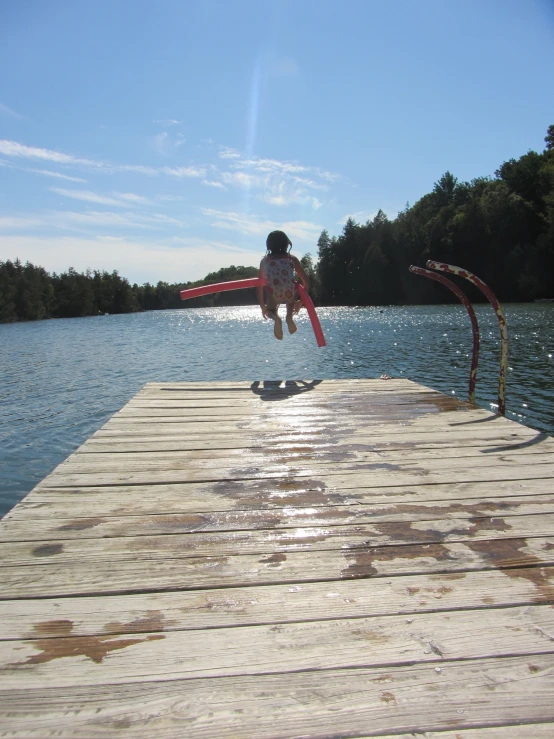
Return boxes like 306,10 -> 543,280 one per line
1,378 -> 554,737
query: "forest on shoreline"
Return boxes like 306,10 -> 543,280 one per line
1,126 -> 552,323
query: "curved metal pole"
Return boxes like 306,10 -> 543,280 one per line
409,266 -> 480,403
427,261 -> 508,416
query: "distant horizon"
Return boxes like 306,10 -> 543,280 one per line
1,0 -> 553,283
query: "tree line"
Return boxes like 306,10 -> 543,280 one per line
1,125 -> 552,323
314,125 -> 554,306
0,262 -> 261,323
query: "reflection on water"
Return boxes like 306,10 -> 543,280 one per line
1,303 -> 553,516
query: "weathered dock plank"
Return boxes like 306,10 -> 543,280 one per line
2,536 -> 554,599
1,378 -> 553,737
3,494 -> 554,541
2,567 -> 553,640
11,478 -> 553,520
2,604 -> 554,689
1,656 -> 554,738
3,514 -> 554,569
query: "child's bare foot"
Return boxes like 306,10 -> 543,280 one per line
286,315 -> 297,334
274,316 -> 283,340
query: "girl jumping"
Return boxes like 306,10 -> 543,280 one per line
257,230 -> 311,340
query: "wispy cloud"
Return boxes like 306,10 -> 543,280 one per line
219,147 -> 242,160
202,208 -> 322,242
114,192 -> 154,205
214,147 -> 338,208
239,157 -> 308,176
0,139 -> 170,177
0,139 -> 338,211
0,140 -> 100,167
117,164 -> 159,175
202,208 -> 275,236
162,165 -> 205,178
50,187 -> 127,207
291,175 -> 329,191
154,130 -> 187,155
261,180 -> 324,209
0,208 -> 185,234
221,171 -> 262,189
202,179 -> 226,189
154,119 -> 182,126
28,169 -> 87,183
157,194 -> 185,202
48,186 -> 155,208
219,147 -> 337,181
0,102 -> 25,120
220,168 -> 324,209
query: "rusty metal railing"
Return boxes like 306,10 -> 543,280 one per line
409,266 -> 480,404
409,261 -> 508,415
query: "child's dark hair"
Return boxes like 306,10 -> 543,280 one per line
266,230 -> 292,254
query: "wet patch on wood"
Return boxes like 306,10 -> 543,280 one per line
32,620 -> 74,638
208,477 -> 346,509
370,500 -> 520,519
353,516 -> 513,547
259,553 -> 287,567
31,543 -> 63,557
206,390 -> 457,494
12,618 -> 165,666
465,538 -> 554,594
57,517 -> 106,532
340,543 -> 454,579
103,610 -> 173,635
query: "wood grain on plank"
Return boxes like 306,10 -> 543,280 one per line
60,443 -> 554,471
2,605 -> 554,689
79,431 -> 549,455
3,496 -> 554,541
1,568 -> 553,640
10,481 -> 553,527
3,514 -> 554,567
1,656 -> 553,738
37,468 -> 554,495
1,537 -> 553,599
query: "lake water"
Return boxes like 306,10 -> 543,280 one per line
1,303 -> 553,517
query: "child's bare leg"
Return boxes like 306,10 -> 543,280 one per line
273,312 -> 283,339
286,302 -> 297,334
266,301 -> 283,340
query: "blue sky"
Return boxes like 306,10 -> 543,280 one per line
1,0 -> 553,284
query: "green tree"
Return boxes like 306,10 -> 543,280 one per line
299,253 -> 320,303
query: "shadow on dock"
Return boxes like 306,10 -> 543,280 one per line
250,379 -> 323,400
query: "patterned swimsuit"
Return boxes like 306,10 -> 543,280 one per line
261,255 -> 298,304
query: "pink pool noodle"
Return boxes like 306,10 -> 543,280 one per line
180,277 -> 326,347
180,278 -> 262,300
297,284 -> 326,347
